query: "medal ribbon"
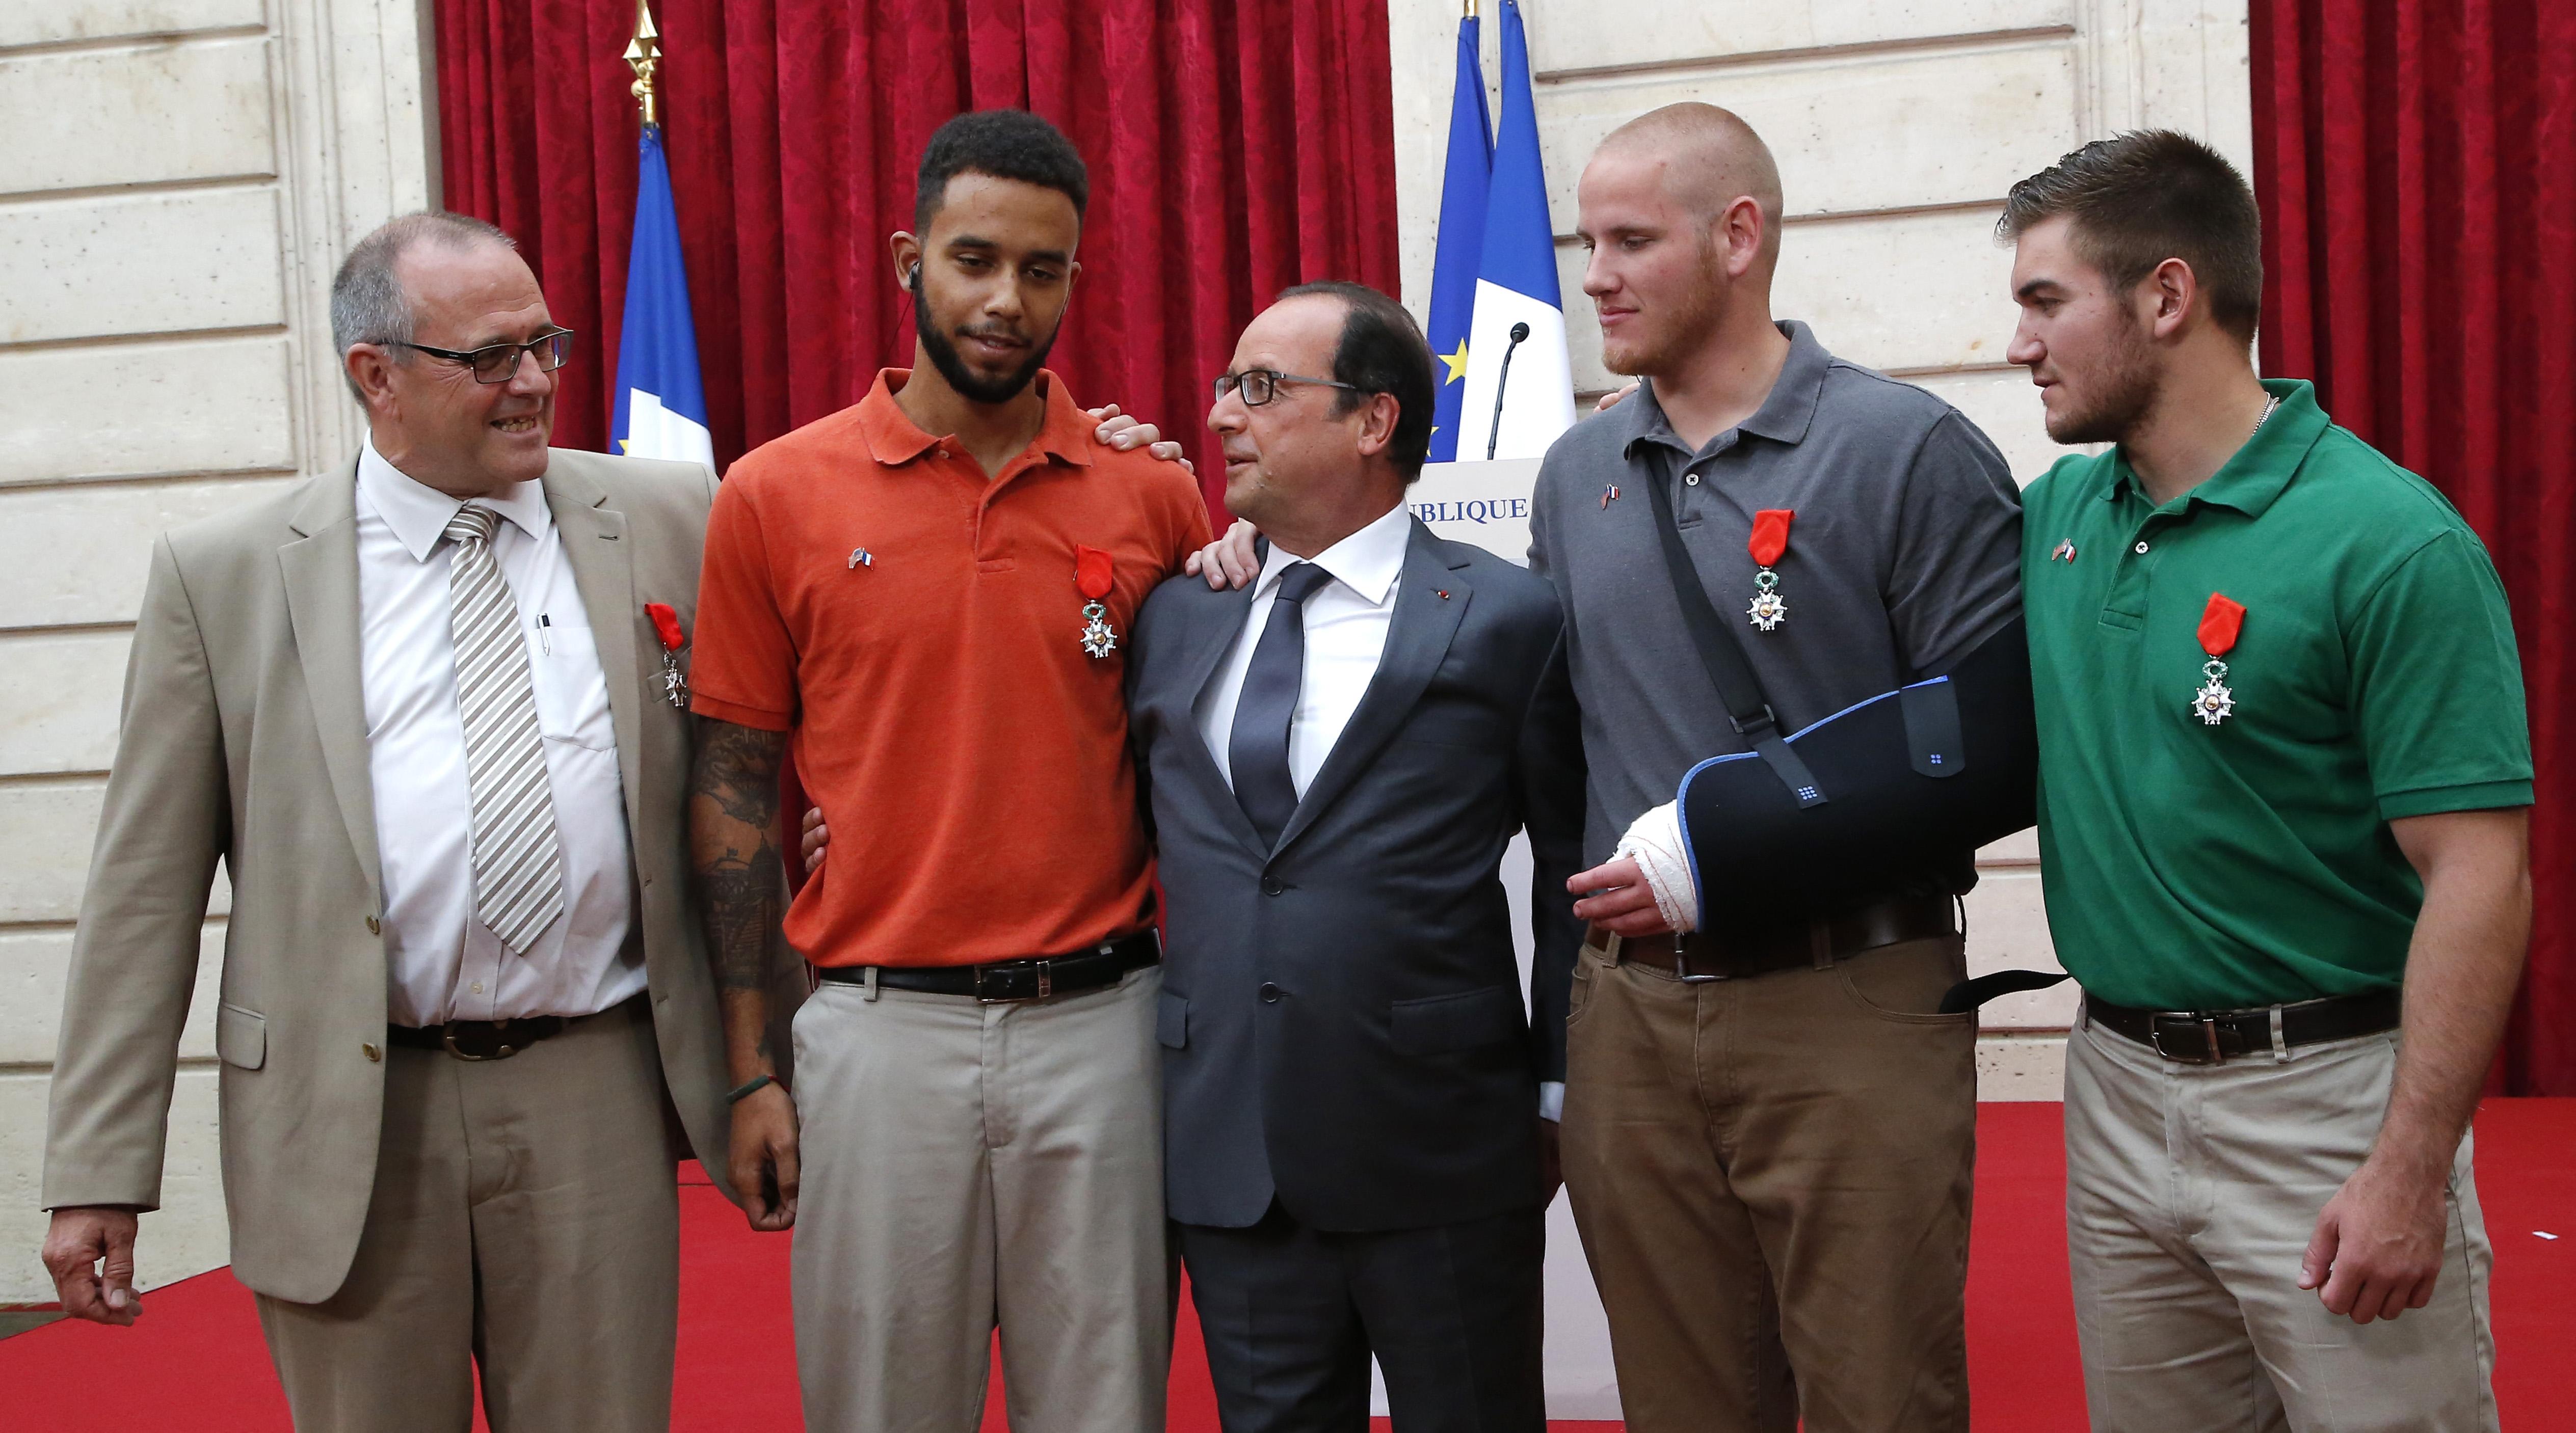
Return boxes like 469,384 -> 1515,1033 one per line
1748,509 -> 1793,567
1075,545 -> 1116,600
2197,593 -> 2244,657
644,601 -> 687,653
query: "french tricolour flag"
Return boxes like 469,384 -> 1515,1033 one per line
611,123 -> 714,469
1454,0 -> 1574,462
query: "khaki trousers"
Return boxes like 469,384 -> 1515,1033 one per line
1560,933 -> 1977,1433
789,964 -> 1170,1433
2064,1015 -> 2499,1431
254,997 -> 680,1432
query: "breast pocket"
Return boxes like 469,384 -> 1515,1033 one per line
529,611 -> 618,751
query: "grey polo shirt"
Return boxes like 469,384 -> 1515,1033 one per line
1527,320 -> 2024,869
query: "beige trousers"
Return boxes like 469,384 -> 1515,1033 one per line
789,964 -> 1170,1433
2064,1015 -> 2500,1432
255,998 -> 680,1432
1559,933 -> 1978,1433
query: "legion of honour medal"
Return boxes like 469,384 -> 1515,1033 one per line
644,601 -> 691,709
1075,545 -> 1119,658
1746,508 -> 1794,631
2191,591 -> 2245,726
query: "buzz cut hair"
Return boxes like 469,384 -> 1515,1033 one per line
914,109 -> 1090,232
1999,129 -> 2264,344
329,210 -> 518,401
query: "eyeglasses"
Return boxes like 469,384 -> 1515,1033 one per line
393,330 -> 576,384
1212,368 -> 1370,407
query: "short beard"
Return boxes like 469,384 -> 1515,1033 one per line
916,284 -> 1056,406
1600,234 -> 1729,380
2047,312 -> 2160,446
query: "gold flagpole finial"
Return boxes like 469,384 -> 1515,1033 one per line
625,0 -> 662,128
1465,0 -> 1478,17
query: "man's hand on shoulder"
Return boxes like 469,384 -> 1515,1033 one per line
42,1206 -> 144,1326
1184,519 -> 1261,590
1085,404 -> 1193,476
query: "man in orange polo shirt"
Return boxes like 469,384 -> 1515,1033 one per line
687,111 -> 1211,1431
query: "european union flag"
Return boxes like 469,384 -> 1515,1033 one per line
612,124 -> 714,469
1457,0 -> 1573,461
1425,12 -> 1490,464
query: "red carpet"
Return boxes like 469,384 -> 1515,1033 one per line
9,1100 -> 2570,1430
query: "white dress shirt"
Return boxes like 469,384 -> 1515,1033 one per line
355,439 -> 645,1026
1194,502 -> 1411,795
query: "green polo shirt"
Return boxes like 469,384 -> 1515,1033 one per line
2022,379 -> 2531,1011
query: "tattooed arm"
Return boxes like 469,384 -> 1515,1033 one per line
688,716 -> 799,1231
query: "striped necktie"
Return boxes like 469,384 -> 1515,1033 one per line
443,504 -> 564,956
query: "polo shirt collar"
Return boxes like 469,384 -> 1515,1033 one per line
1255,501 -> 1409,608
2098,378 -> 2331,518
855,367 -> 1098,471
1622,319 -> 1828,461
357,435 -> 550,561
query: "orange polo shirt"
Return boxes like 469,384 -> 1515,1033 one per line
691,369 -> 1212,967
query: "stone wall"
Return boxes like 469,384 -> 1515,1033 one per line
0,0 -> 434,1305
1387,0 -> 2256,1101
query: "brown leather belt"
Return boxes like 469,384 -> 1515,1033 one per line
386,993 -> 642,1062
2085,988 -> 2400,1065
1594,893 -> 1958,982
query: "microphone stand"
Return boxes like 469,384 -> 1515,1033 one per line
1485,320 -> 1530,459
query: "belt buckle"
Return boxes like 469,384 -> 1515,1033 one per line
973,960 -> 1052,1005
2149,1015 -> 2225,1065
440,1020 -> 522,1062
1671,934 -> 1725,985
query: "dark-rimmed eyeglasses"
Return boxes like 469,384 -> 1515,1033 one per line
1212,368 -> 1370,407
393,330 -> 576,384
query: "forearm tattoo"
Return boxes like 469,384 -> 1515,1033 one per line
689,718 -> 789,995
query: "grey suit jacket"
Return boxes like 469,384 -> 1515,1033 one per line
40,448 -> 738,1303
1128,517 -> 1586,1232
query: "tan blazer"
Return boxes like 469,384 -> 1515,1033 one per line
41,448 -> 738,1304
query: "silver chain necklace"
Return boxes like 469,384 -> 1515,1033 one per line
2249,394 -> 2281,440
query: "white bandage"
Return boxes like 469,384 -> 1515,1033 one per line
1614,800 -> 1698,934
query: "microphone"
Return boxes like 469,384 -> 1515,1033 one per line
1485,321 -> 1531,460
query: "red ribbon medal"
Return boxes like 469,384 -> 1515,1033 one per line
644,602 -> 690,709
1075,545 -> 1119,658
2190,592 -> 2244,726
1746,509 -> 1794,631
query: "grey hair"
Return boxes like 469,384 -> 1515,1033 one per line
329,210 -> 518,401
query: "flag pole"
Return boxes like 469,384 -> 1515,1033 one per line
624,0 -> 661,128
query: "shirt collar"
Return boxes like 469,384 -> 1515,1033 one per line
357,436 -> 551,562
1256,502 -> 1411,608
1622,319 -> 1829,461
2099,378 -> 2331,518
854,367 -> 1099,471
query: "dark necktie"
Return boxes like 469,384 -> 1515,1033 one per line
1228,561 -> 1334,848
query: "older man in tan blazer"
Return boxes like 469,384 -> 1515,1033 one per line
37,211 -> 740,1431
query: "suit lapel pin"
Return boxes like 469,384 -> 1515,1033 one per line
1601,483 -> 1621,509
1437,589 -> 1450,600
644,602 -> 689,709
847,547 -> 874,569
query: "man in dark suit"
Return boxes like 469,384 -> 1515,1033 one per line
1129,281 -> 1585,1432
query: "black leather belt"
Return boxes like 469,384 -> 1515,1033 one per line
2085,988 -> 2401,1065
1595,893 -> 1958,983
386,993 -> 640,1062
816,931 -> 1160,1004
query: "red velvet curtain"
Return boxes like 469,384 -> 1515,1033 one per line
432,0 -> 1398,509
2251,0 -> 2576,1093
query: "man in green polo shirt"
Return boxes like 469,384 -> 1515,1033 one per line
2002,130 -> 2531,1431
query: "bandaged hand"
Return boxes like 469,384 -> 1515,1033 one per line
1615,800 -> 1697,934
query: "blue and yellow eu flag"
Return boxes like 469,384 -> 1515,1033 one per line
1425,11 -> 1490,464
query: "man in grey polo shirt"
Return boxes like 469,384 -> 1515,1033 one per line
1537,104 -> 2022,1433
